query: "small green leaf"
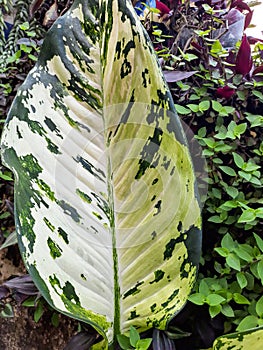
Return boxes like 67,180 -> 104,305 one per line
250,177 -> 262,186
214,247 -> 229,258
234,247 -> 253,262
188,293 -> 205,305
51,312 -> 60,327
219,200 -> 238,210
257,260 -> 263,283
219,166 -> 236,177
174,104 -> 191,115
226,254 -> 240,271
234,123 -> 247,137
254,233 -> 263,253
251,262 -> 260,279
19,21 -> 30,30
22,296 -> 36,307
214,144 -> 232,152
199,280 -> 210,296
256,296 -> 263,318
236,272 -> 247,289
212,100 -> 223,112
212,157 -> 223,164
130,326 -> 140,348
206,294 -> 225,306
252,90 -> 263,101
236,315 -> 259,331
197,126 -> 207,138
245,113 -> 263,127
117,335 -> 131,350
225,187 -> 239,198
244,162 -> 261,172
238,170 -> 252,181
202,149 -> 214,157
212,188 -> 221,199
245,272 -> 254,290
203,138 -> 216,148
187,104 -> 199,112
199,100 -> 210,111
221,304 -> 234,317
0,303 -> 14,318
233,152 -> 244,168
233,293 -> 250,305
0,171 -> 13,181
238,210 -> 256,223
221,233 -> 235,250
34,300 -> 44,322
209,305 -> 221,318
136,338 -> 152,350
225,106 -> 235,114
219,106 -> 235,116
208,215 -> 223,223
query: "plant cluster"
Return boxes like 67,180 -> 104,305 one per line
145,0 -> 263,347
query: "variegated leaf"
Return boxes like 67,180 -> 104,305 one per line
213,326 -> 263,350
1,0 -> 201,347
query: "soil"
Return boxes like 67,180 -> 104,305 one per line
0,245 -> 79,350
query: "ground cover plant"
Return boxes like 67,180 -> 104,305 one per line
0,0 -> 262,349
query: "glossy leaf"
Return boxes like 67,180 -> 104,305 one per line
0,0 -> 201,347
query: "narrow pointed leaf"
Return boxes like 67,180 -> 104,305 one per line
0,0 -> 201,347
235,35 -> 253,76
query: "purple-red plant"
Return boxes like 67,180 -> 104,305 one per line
235,34 -> 253,76
216,86 -> 236,99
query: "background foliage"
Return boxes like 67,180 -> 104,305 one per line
0,0 -> 262,349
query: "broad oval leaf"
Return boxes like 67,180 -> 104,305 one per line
1,0 -> 201,347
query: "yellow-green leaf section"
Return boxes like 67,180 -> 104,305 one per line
213,326 -> 263,350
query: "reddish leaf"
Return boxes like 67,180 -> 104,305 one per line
216,86 -> 235,99
235,35 -> 253,76
191,41 -> 204,52
247,36 -> 263,45
163,70 -> 198,82
156,1 -> 171,15
244,9 -> 253,29
231,0 -> 252,13
253,65 -> 263,76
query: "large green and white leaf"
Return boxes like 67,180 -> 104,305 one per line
1,0 -> 201,346
213,326 -> 263,350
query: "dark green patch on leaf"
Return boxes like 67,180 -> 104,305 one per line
58,227 -> 69,244
123,281 -> 144,299
150,270 -> 165,284
47,237 -> 62,259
